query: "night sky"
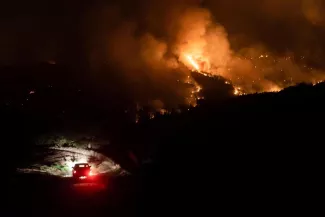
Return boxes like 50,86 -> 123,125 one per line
1,0 -> 324,66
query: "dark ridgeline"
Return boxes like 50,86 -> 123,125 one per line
2,63 -> 322,216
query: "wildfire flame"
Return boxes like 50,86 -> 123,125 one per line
185,54 -> 201,72
180,50 -> 325,97
174,7 -> 325,98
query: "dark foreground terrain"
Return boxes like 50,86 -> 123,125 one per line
2,64 -> 322,216
6,173 -> 137,217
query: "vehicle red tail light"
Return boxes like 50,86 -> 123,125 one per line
73,170 -> 76,174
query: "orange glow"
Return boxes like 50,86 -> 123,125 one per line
268,85 -> 281,93
233,87 -> 244,96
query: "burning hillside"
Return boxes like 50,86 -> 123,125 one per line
172,7 -> 325,97
2,0 -> 325,111
93,2 -> 325,110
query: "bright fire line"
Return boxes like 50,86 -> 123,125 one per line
185,55 -> 200,72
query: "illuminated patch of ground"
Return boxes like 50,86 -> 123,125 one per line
17,147 -> 126,177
